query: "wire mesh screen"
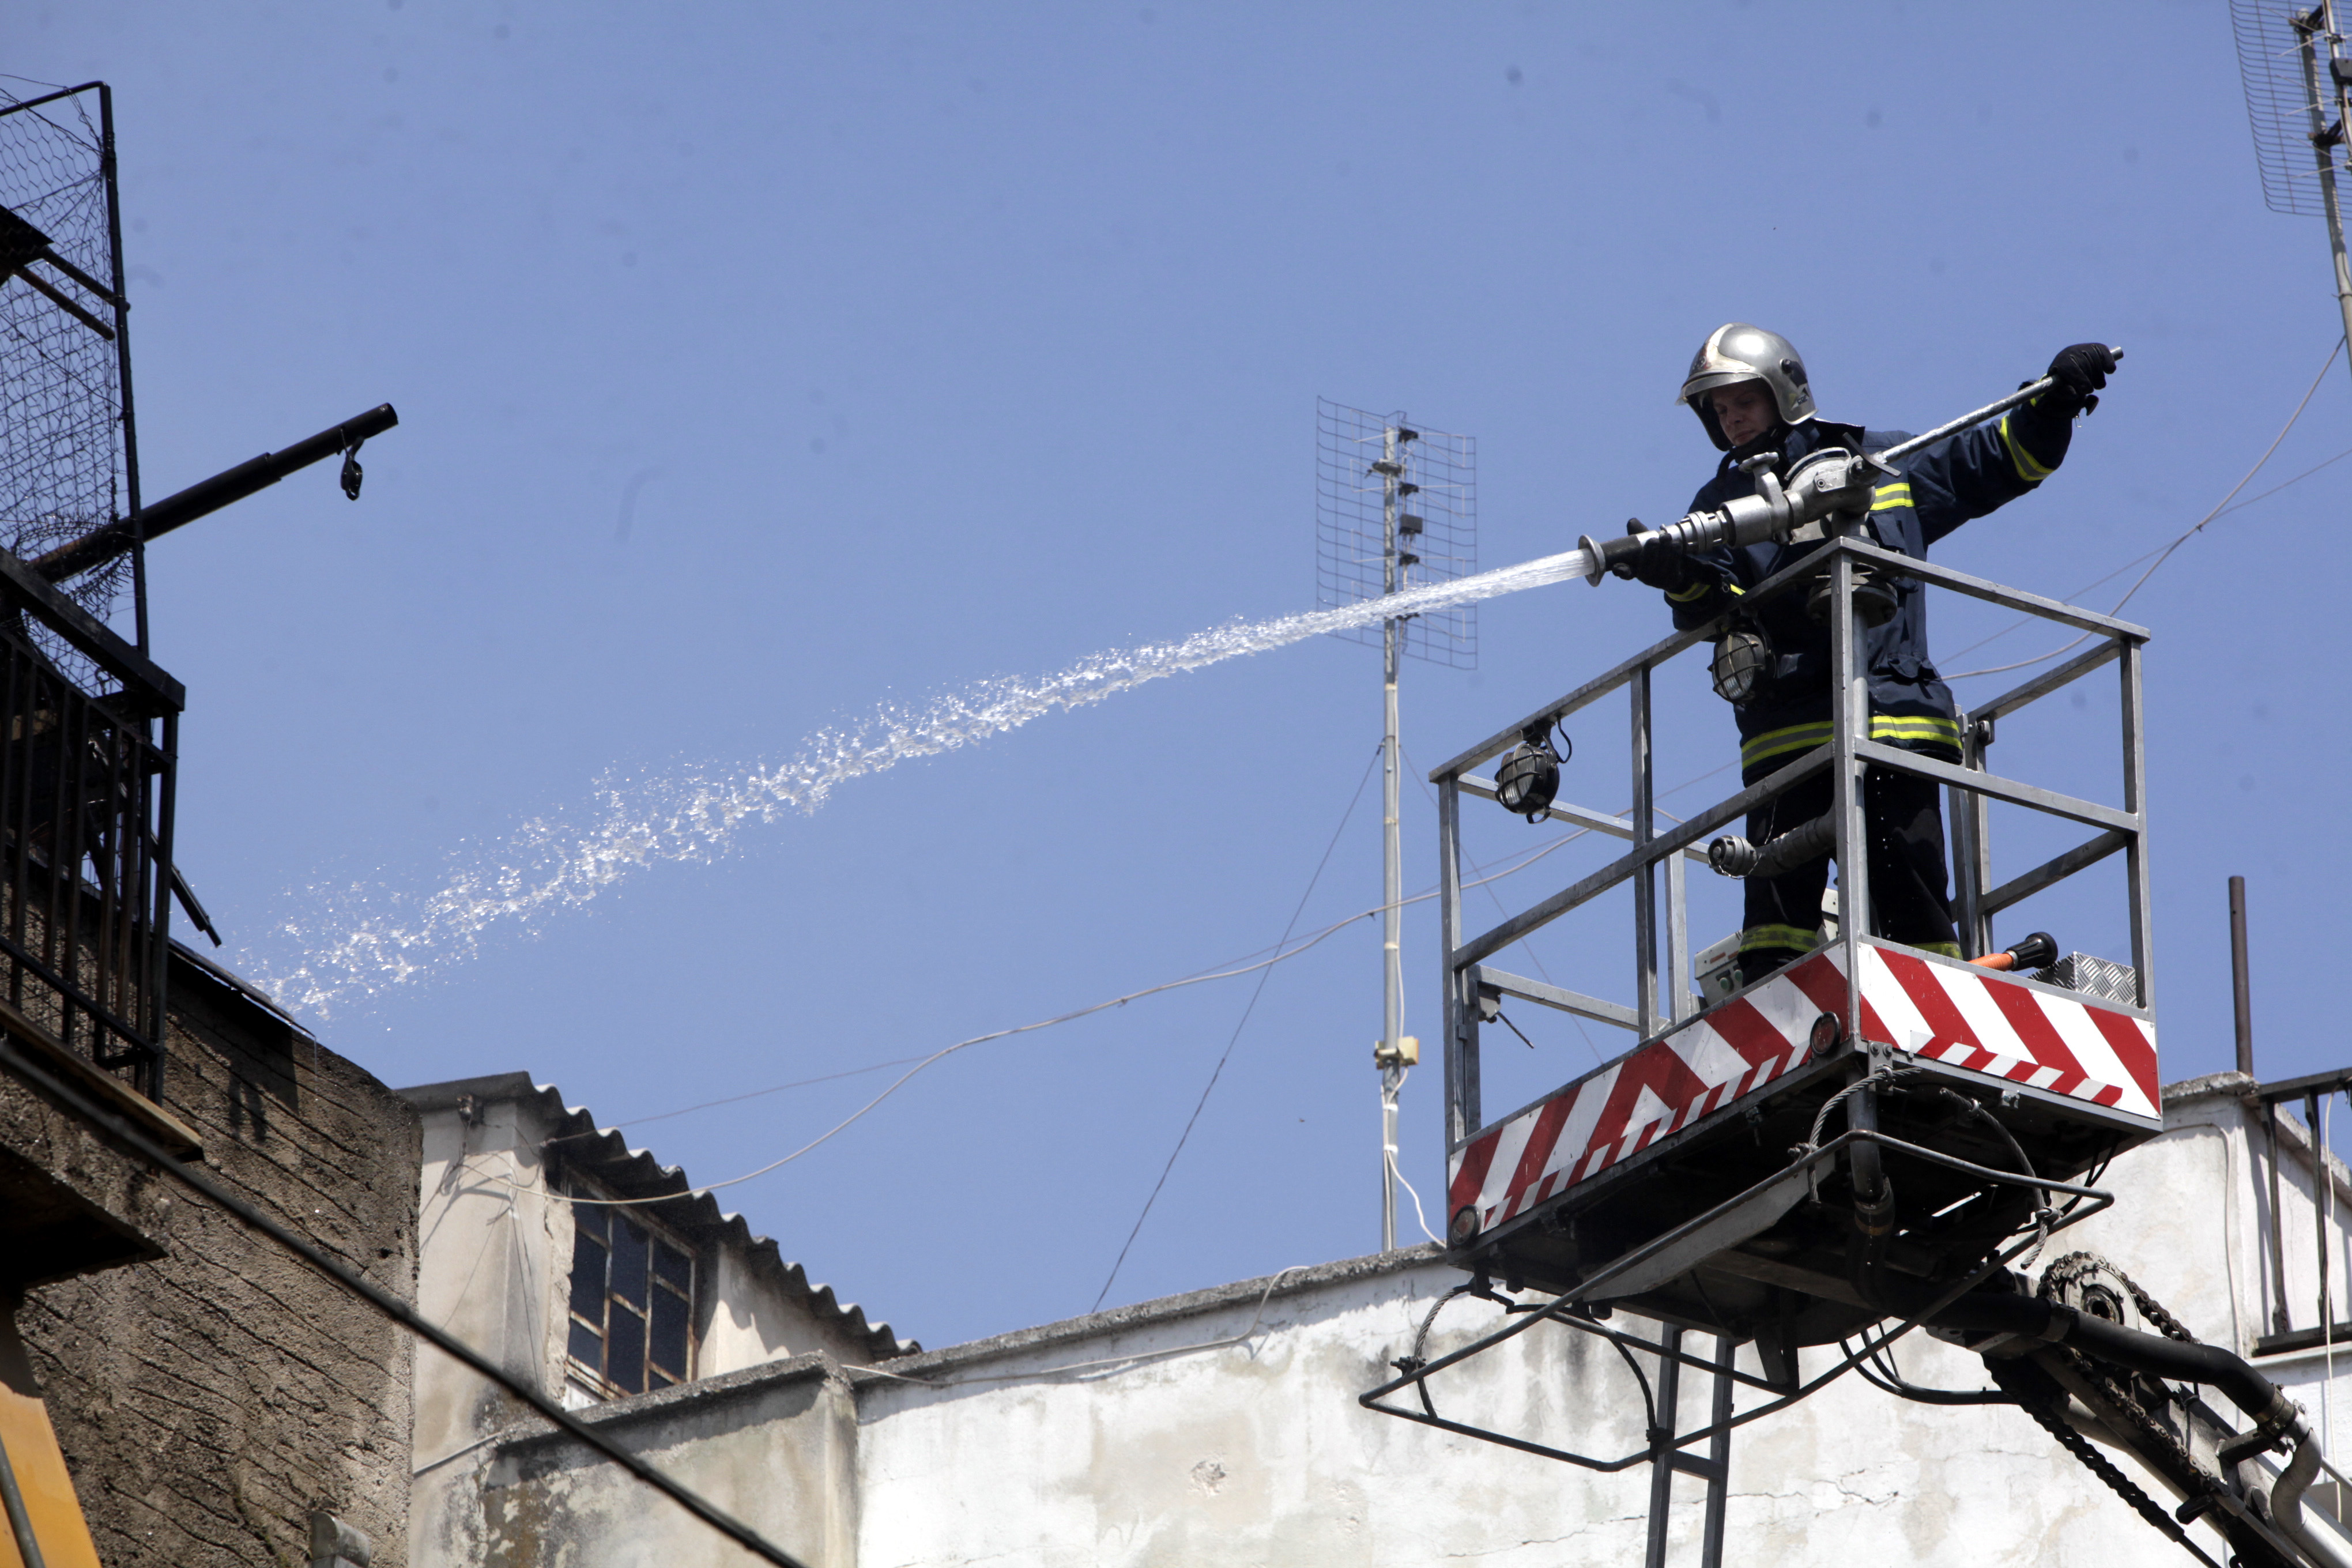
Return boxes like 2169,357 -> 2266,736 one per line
0,82 -> 137,691
2233,0 -> 2336,218
1316,398 -> 1476,669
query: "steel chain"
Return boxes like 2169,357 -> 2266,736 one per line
1987,1358 -> 2220,1566
2029,1252 -> 2249,1562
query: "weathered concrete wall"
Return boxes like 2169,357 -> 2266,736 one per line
14,951 -> 420,1568
839,1075 -> 2352,1567
703,1246 -> 885,1373
435,1355 -> 858,1568
402,1072 -> 910,1568
848,1252 -> 2154,1567
398,1072 -> 2352,1567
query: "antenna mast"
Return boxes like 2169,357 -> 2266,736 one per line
2234,0 -> 2352,382
1317,401 -> 1476,1249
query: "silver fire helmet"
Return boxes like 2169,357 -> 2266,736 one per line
1678,323 -> 1818,450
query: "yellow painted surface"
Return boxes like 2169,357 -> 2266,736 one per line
0,1314 -> 101,1568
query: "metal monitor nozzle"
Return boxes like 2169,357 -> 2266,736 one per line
1578,350 -> 2122,586
32,402 -> 401,584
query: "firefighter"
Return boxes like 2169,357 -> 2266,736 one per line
1621,325 -> 2116,986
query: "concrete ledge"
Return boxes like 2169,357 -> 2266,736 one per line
2165,1069 -> 2256,1108
854,1245 -> 1448,1386
481,1350 -> 845,1461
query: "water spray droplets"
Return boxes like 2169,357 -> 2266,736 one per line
252,547 -> 1590,1016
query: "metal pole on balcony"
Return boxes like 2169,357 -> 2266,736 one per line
2232,875 -> 2256,1079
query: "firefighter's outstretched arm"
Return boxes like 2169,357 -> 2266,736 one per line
1899,342 -> 2116,544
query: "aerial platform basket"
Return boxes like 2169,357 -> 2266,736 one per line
1426,536 -> 2161,1356
1448,938 -> 2158,1353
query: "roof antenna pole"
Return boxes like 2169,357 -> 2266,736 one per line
1379,421 -> 1406,1253
1316,401 -> 1473,1251
2294,2 -> 2352,388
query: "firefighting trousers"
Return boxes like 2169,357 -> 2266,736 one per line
1735,760 -> 1959,986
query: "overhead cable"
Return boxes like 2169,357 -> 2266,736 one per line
540,809 -> 1593,1208
1946,335 -> 2346,681
1090,743 -> 1382,1313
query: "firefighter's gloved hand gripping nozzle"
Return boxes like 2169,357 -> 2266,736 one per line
1577,439 -> 1882,592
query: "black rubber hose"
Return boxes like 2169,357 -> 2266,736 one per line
1893,1284 -> 2283,1425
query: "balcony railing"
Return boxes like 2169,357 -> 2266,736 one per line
0,548 -> 181,1103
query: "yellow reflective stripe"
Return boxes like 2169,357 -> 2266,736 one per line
1665,581 -> 1713,602
1740,924 -> 1820,953
1742,715 -> 1956,766
1999,411 -> 2055,483
1871,714 -> 1961,744
1869,484 -> 1913,511
1740,722 -> 1833,769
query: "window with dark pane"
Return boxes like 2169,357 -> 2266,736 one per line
563,1179 -> 697,1400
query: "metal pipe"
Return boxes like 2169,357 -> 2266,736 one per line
2275,1433 -> 2352,1568
97,81 -> 150,653
1699,1335 -> 1733,1568
1631,665 -> 1658,1035
1831,549 -> 1870,1053
0,1422 -> 50,1568
2120,640 -> 2156,1011
31,404 -> 399,584
1437,778 -> 1475,1148
2317,1088 -> 2338,1403
2278,1102 -> 2299,1336
1644,1324 -> 1683,1568
1872,374 -> 2068,466
2234,875 -> 2256,1078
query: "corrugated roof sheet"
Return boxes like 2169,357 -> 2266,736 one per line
401,1070 -> 914,1360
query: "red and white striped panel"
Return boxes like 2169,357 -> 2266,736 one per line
1850,943 -> 2157,1121
1446,943 -> 2158,1235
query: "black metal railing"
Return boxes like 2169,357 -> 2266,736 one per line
0,550 -> 180,1103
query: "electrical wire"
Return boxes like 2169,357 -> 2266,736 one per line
542,1057 -> 932,1141
1089,744 -> 1381,1313
537,812 -> 1597,1207
1386,1134 -> 1443,1245
538,741 -> 1742,1205
1944,334 -> 2346,681
1401,741 -> 1610,1064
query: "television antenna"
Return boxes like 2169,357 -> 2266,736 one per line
1316,399 -> 1475,1249
2232,0 -> 2352,381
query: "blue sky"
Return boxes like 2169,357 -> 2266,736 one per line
14,2 -> 2349,1349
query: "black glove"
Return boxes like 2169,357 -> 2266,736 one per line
2041,342 -> 2117,417
1609,519 -> 1697,591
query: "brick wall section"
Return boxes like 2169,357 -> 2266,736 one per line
15,955 -> 421,1568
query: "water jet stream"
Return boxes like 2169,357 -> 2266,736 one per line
253,547 -> 1592,1015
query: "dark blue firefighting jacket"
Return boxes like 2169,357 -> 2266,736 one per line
1663,395 -> 2075,779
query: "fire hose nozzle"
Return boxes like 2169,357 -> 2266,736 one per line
1707,836 -> 1761,877
1968,931 -> 2059,973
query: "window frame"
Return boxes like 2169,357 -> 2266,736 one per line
561,1176 -> 700,1402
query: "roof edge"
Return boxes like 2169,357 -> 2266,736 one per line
393,1069 -> 914,1359
856,1245 -> 1447,1385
